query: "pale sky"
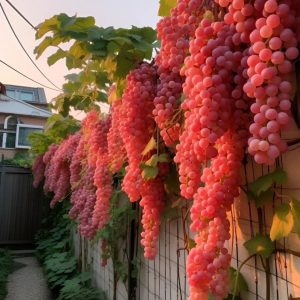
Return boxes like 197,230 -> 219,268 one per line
0,0 -> 159,103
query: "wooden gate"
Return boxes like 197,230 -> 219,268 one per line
0,165 -> 45,245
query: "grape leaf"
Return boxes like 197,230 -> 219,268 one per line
48,49 -> 66,66
158,0 -> 177,16
248,168 -> 287,197
244,234 -> 274,258
228,267 -> 248,295
270,203 -> 294,241
141,164 -> 158,180
145,154 -> 159,167
188,238 -> 196,250
290,198 -> 300,238
142,137 -> 156,156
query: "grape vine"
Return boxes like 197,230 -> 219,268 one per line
32,1 -> 300,299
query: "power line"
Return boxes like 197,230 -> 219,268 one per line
4,0 -> 36,30
0,2 -> 62,91
0,59 -> 61,92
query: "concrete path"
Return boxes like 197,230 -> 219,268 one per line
6,256 -> 52,300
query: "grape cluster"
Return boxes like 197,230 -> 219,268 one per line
217,0 -> 298,164
43,143 -> 58,193
175,20 -> 245,199
118,63 -> 169,259
107,99 -> 127,173
32,154 -> 45,188
187,132 -> 245,300
175,14 -> 251,298
70,133 -> 84,187
41,134 -> 80,208
154,0 -> 205,145
120,63 -> 157,202
92,115 -> 113,230
69,165 -> 98,238
68,112 -> 113,237
140,178 -> 165,259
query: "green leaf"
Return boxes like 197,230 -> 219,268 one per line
158,0 -> 177,16
145,154 -> 158,167
290,198 -> 300,238
229,267 -> 248,295
270,203 -> 294,241
48,49 -> 66,66
244,234 -> 274,258
142,137 -> 156,156
247,188 -> 274,208
188,238 -> 196,250
60,15 -> 95,32
36,15 -> 59,38
248,168 -> 287,197
141,164 -> 158,180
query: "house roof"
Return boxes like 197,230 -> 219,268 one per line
0,94 -> 52,118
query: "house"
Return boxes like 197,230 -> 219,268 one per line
0,83 -> 52,160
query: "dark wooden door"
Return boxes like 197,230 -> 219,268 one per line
0,165 -> 44,244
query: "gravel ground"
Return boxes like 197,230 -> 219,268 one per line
6,256 -> 52,300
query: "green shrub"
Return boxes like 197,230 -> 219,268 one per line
0,249 -> 13,300
35,203 -> 105,300
58,273 -> 106,300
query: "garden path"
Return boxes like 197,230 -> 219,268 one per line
6,255 -> 52,300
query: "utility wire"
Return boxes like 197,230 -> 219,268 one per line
4,0 -> 36,30
0,59 -> 61,92
0,2 -> 62,91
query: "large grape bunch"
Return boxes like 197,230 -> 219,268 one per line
175,19 -> 248,199
92,115 -> 113,230
120,63 -> 158,201
70,165 -> 98,238
69,131 -> 98,238
107,99 -> 127,173
174,14 -> 252,298
187,131 -> 245,300
119,63 -> 168,258
42,133 -> 80,208
154,0 -> 206,146
140,178 -> 165,259
217,0 -> 299,164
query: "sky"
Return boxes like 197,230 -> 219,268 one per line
0,0 -> 160,107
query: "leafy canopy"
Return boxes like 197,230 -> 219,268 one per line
35,14 -> 157,115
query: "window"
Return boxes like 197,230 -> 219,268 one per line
16,124 -> 43,149
20,91 -> 34,101
6,90 -> 16,99
1,116 -> 19,149
4,89 -> 35,102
